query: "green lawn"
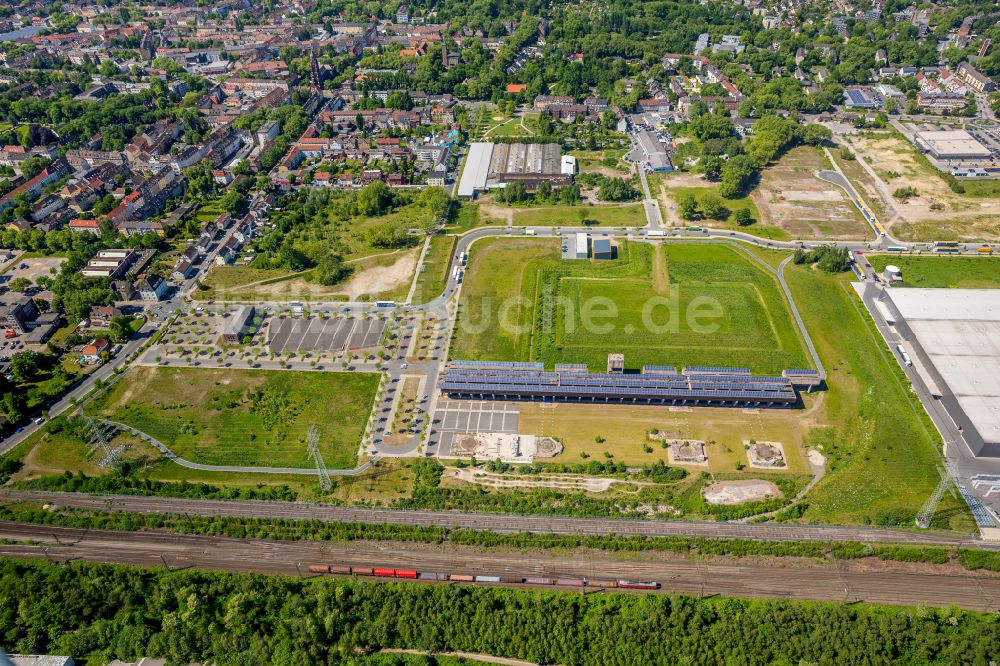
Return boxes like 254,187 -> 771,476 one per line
411,235 -> 455,305
507,204 -> 646,228
452,239 -> 810,374
89,367 -> 379,469
443,201 -> 486,232
867,255 -> 1000,288
784,264 -> 973,531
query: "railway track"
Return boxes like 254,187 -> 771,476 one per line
0,521 -> 997,611
0,489 -> 987,548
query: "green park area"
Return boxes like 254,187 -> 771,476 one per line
480,203 -> 647,228
867,255 -> 1000,288
452,239 -> 809,374
88,367 -> 379,469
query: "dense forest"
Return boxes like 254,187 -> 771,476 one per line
1,558 -> 998,664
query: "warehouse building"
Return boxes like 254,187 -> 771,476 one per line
457,142 -> 574,198
913,130 -> 992,161
439,358 -> 805,408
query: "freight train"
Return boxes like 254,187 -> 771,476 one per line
306,564 -> 660,590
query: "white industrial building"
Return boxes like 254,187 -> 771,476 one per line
574,233 -> 589,259
885,288 -> 1000,456
914,129 -> 992,160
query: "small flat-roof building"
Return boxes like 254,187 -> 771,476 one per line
223,305 -> 256,344
593,238 -> 613,259
914,130 -> 992,160
574,233 -> 589,259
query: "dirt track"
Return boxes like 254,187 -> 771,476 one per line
1,521 -> 999,610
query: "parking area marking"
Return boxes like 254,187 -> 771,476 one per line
267,317 -> 388,353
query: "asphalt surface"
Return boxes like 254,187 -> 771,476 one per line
1,489 -> 986,547
1,521 -> 998,610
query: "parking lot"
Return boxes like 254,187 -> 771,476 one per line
0,256 -> 65,299
432,399 -> 520,454
267,316 -> 387,353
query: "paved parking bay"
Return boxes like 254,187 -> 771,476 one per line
433,400 -> 520,453
268,316 -> 387,353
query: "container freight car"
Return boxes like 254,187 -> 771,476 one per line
525,577 -> 554,585
618,580 -> 661,590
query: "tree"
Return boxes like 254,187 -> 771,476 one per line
10,350 -> 42,383
1,390 -> 26,422
8,277 -> 30,293
699,155 -> 723,181
418,186 -> 450,226
699,192 -> 724,219
719,155 -> 756,198
108,315 -> 134,343
315,254 -> 349,286
220,189 -> 248,217
364,221 -> 409,248
500,181 -> 529,204
356,182 -> 393,216
677,192 -> 699,220
597,177 -> 640,202
733,208 -> 755,226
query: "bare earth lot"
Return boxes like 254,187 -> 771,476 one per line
753,147 -> 871,240
844,133 -> 1000,241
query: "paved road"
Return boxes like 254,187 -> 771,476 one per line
1,521 -> 997,609
1,489 -> 985,547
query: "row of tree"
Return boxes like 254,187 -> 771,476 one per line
2,558 -> 997,664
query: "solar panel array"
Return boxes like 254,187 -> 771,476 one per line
783,368 -> 820,376
642,365 -> 678,375
451,360 -> 544,370
442,362 -> 796,404
555,363 -> 589,373
683,366 -> 750,375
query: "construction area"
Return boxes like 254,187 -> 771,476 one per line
447,432 -> 563,463
754,147 -> 871,239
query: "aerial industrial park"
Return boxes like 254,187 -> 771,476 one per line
1,0 -> 1000,663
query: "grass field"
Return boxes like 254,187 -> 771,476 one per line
443,202 -> 485,232
480,203 -> 646,228
452,239 -> 810,374
89,367 -> 379,469
866,255 -> 1000,288
12,427 -> 415,502
784,264 -> 973,530
194,249 -> 417,303
568,149 -> 630,174
519,402 -> 812,474
411,235 -> 455,304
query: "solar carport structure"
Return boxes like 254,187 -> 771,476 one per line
440,361 -> 800,408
